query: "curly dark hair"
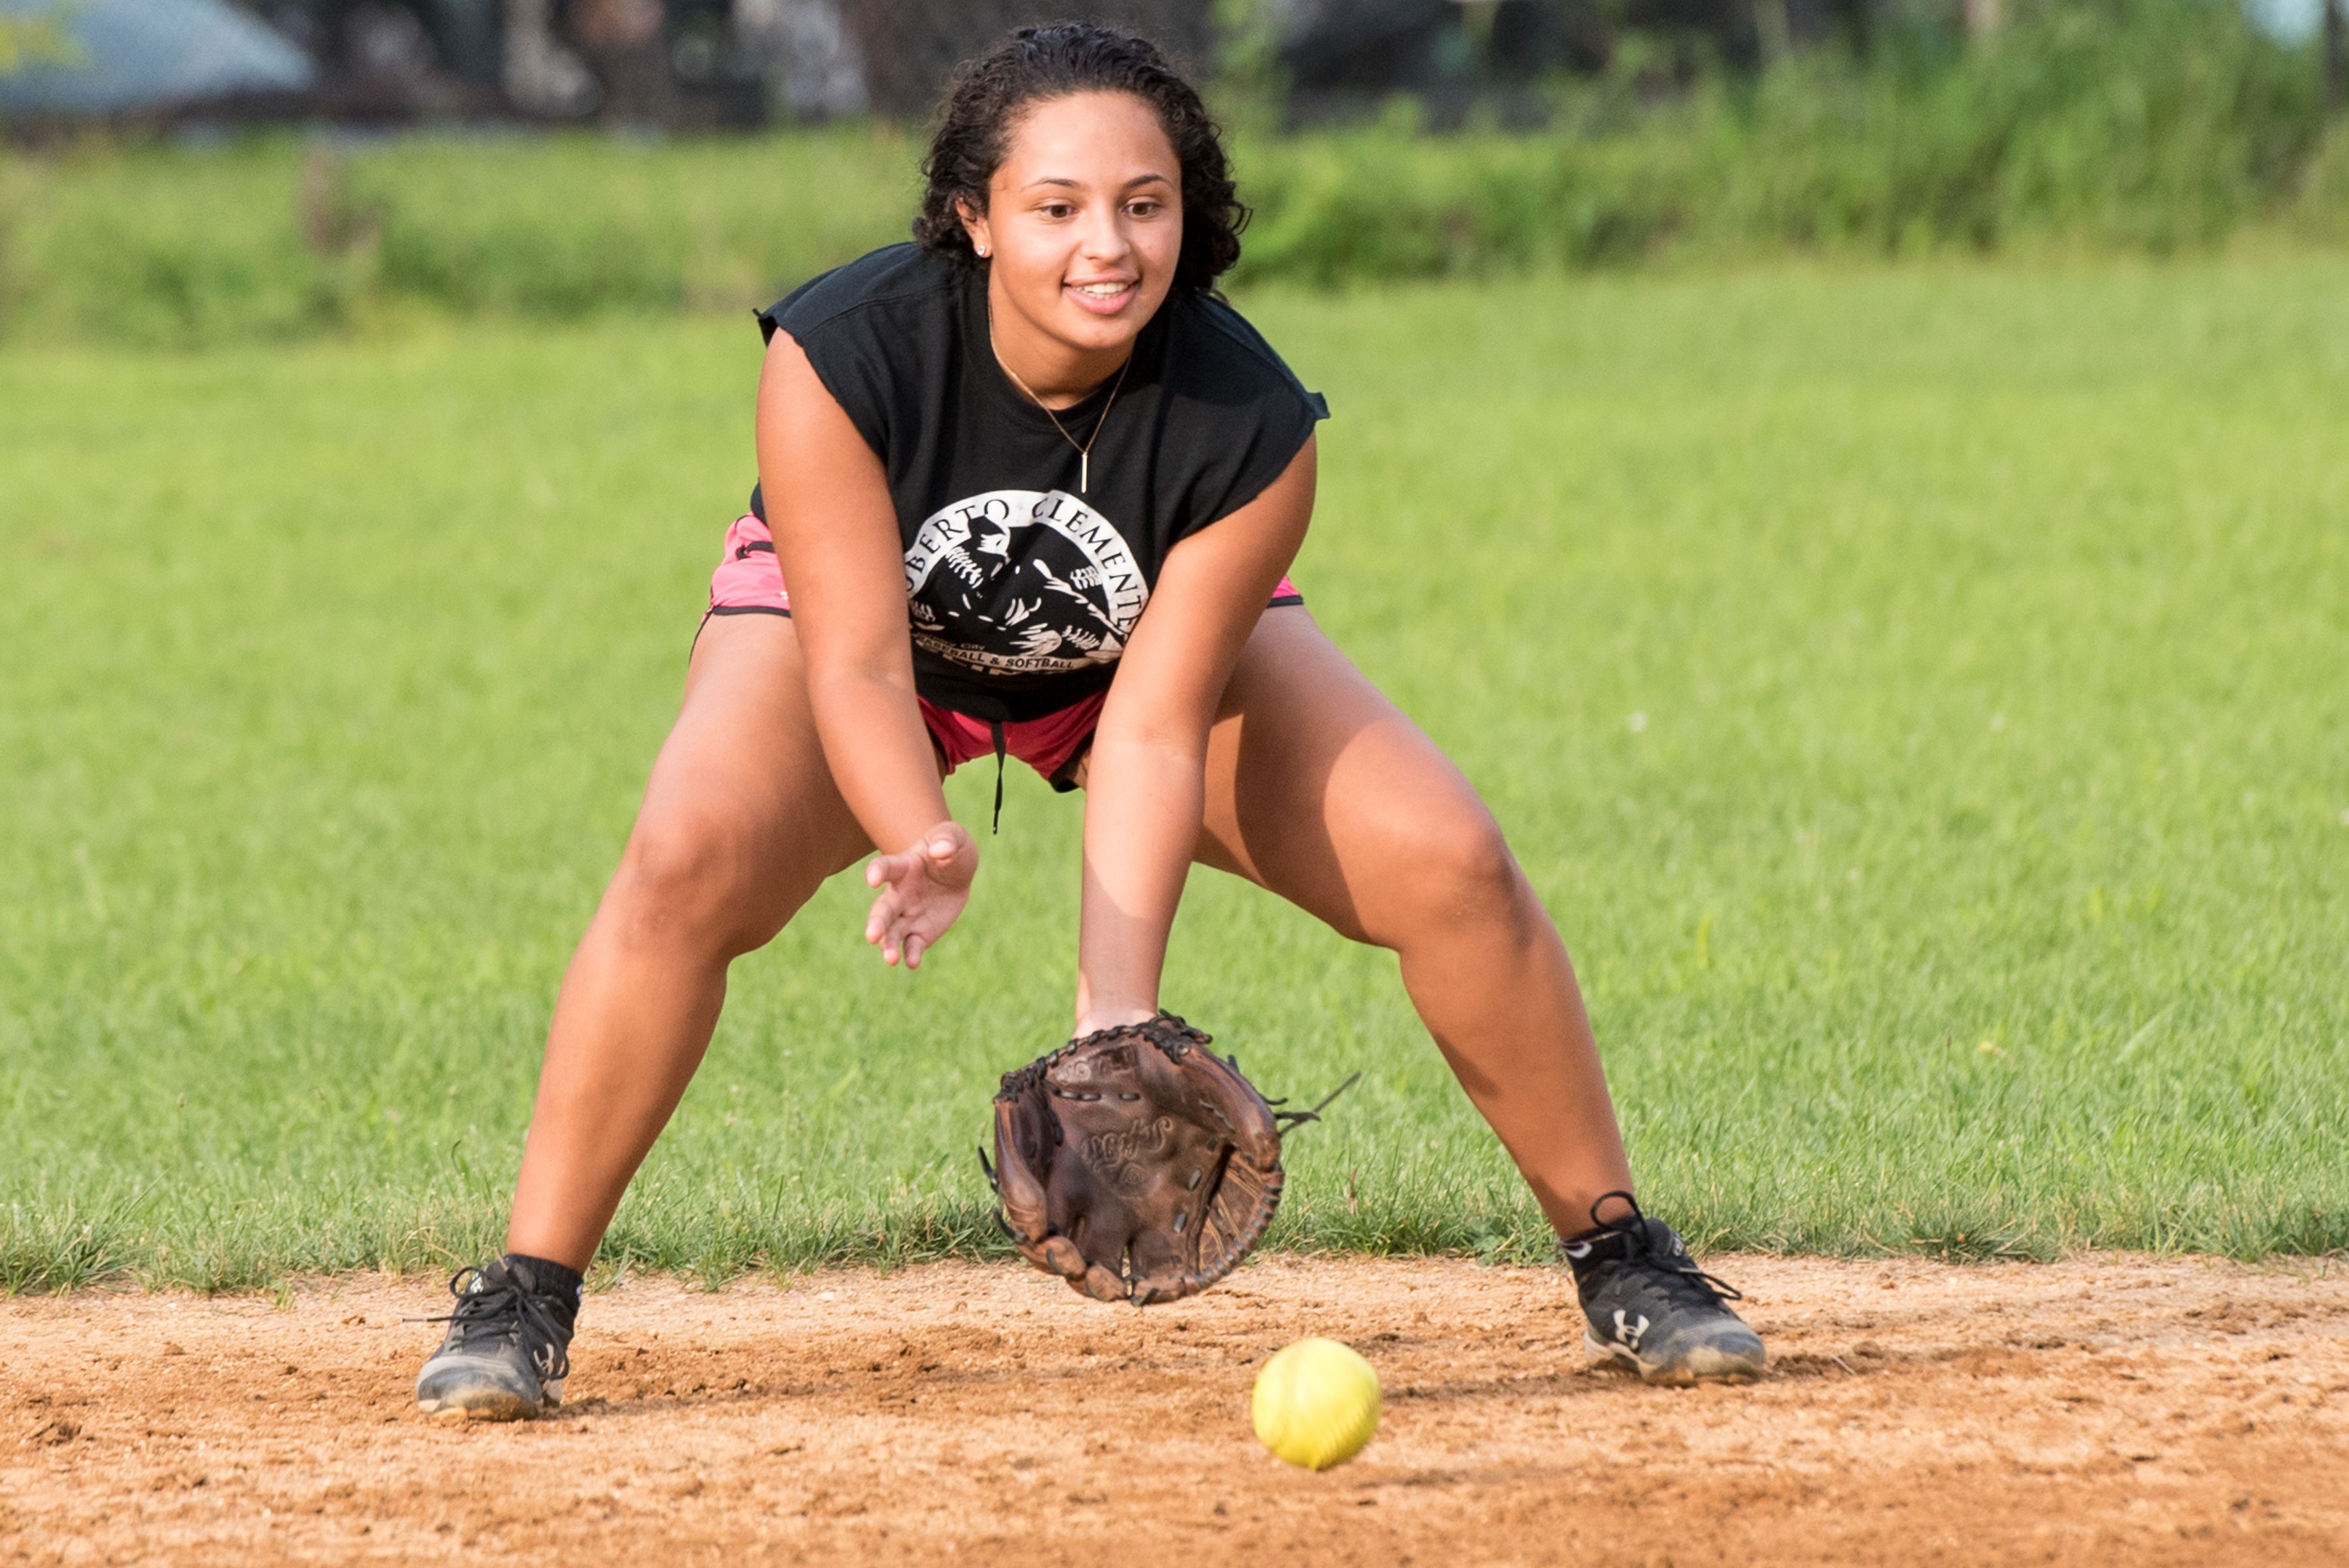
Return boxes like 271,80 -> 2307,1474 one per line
912,22 -> 1248,292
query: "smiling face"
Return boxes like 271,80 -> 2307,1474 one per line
959,91 -> 1184,387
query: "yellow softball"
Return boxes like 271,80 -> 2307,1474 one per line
1251,1337 -> 1381,1471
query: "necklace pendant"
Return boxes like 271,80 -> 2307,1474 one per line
1079,452 -> 1088,491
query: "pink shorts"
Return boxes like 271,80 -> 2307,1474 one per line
704,513 -> 1300,788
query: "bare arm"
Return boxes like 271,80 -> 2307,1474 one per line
757,331 -> 973,967
1076,437 -> 1317,1031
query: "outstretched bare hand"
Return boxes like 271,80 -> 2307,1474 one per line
863,822 -> 976,969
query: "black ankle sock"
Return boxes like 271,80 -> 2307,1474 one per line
1559,1216 -> 1652,1280
1559,1226 -> 1625,1282
500,1253 -> 584,1335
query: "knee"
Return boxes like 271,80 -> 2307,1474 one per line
1374,808 -> 1534,945
606,811 -> 784,960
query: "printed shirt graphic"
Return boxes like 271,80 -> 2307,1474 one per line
904,489 -> 1149,676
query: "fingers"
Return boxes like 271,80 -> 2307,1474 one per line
864,885 -> 936,968
864,846 -> 921,962
865,880 -> 914,965
923,823 -> 977,889
863,821 -> 974,969
863,882 -> 898,948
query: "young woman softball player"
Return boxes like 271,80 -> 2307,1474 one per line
416,22 -> 1764,1417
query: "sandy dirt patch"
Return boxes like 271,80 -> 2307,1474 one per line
4,1253 -> 2346,1566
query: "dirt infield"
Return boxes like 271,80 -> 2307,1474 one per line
5,1253 -> 2346,1567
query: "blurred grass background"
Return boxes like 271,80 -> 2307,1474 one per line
12,0 -> 2349,344
3,256 -> 2345,1290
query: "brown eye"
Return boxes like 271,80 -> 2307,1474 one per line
1128,200 -> 1163,219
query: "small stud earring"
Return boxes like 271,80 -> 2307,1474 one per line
976,246 -> 989,258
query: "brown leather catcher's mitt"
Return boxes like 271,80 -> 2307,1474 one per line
983,1013 -> 1284,1306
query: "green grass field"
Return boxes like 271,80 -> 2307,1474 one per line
4,257 -> 2346,1292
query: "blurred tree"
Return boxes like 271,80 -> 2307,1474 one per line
2327,0 -> 2346,114
568,0 -> 675,122
266,0 -> 504,115
502,0 -> 599,115
266,0 -> 754,125
733,0 -> 865,118
1211,0 -> 1284,102
1810,0 -> 1877,52
838,0 -> 1214,119
1622,0 -> 1764,74
1268,0 -> 1614,123
0,6 -> 74,75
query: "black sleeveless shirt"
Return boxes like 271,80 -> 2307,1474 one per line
750,243 -> 1327,722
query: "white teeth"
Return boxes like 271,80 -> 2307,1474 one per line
1073,283 -> 1129,296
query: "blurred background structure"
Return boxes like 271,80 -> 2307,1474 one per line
0,0 -> 314,119
0,0 -> 1211,127
3,0 -> 2342,131
8,0 -> 2349,344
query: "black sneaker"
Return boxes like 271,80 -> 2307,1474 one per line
413,1255 -> 580,1421
1563,1193 -> 1766,1384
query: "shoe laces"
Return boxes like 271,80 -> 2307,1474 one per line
1578,1190 -> 1745,1306
422,1265 -> 573,1379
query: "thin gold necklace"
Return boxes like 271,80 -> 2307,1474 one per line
987,298 -> 1131,493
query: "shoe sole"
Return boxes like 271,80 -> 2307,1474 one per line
414,1368 -> 562,1422
418,1392 -> 546,1422
1584,1330 -> 1766,1385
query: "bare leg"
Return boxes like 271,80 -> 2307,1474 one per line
1192,608 -> 1634,1238
504,615 -> 870,1268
